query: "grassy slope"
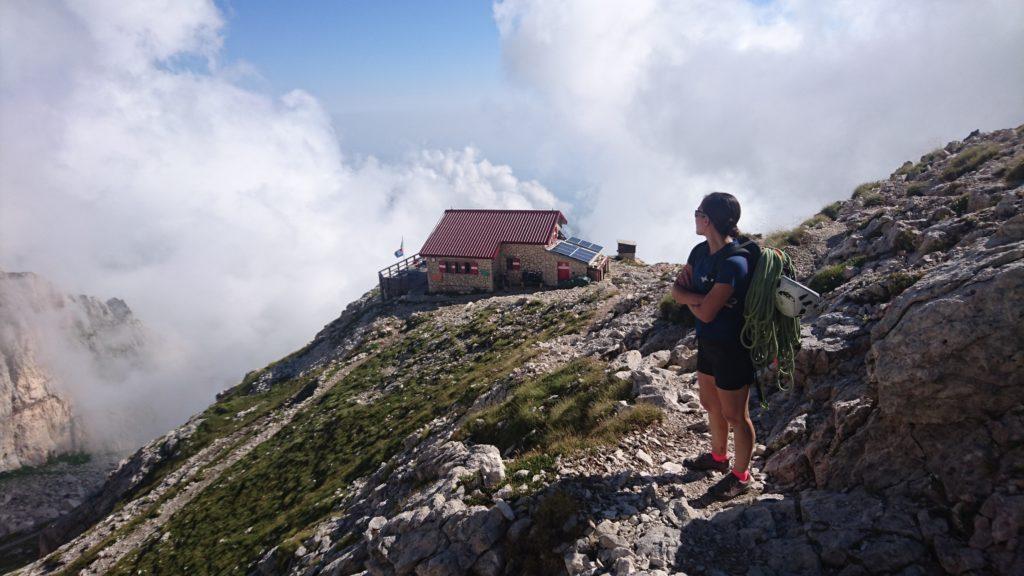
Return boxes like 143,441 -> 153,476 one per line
106,296 -> 601,575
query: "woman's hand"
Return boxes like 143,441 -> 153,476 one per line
675,264 -> 693,288
671,283 -> 703,306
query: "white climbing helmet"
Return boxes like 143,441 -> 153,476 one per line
775,275 -> 820,317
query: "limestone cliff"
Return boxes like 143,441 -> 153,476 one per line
0,271 -> 146,471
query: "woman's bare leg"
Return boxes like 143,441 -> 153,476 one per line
717,385 -> 755,473
697,371 -> 729,456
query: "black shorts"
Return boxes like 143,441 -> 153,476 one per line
696,337 -> 755,391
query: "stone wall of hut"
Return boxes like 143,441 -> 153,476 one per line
425,257 -> 493,293
497,243 -> 589,287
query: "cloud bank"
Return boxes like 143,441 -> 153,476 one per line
493,0 -> 1024,259
0,0 -> 559,445
2,0 -> 1022,448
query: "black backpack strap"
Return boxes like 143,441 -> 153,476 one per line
711,243 -> 747,280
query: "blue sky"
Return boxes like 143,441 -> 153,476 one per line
218,1 -> 502,113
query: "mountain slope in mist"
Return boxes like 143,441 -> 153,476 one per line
11,125 -> 1024,575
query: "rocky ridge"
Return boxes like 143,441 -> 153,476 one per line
9,126 -> 1024,575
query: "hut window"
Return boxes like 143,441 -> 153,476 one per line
507,257 -> 521,271
463,262 -> 471,274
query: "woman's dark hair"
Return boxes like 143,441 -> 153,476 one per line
699,191 -> 741,238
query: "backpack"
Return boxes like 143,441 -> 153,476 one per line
689,236 -> 818,407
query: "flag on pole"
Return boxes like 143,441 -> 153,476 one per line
394,236 -> 404,258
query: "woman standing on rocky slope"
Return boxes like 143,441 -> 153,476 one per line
670,192 -> 757,500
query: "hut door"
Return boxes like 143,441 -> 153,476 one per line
557,261 -> 571,282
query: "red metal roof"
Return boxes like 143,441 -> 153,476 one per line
420,209 -> 568,259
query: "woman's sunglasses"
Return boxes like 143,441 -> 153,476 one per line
694,209 -> 707,219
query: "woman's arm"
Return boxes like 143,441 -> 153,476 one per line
670,282 -> 703,306
674,282 -> 735,323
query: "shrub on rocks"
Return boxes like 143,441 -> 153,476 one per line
818,201 -> 842,220
511,490 -> 582,574
809,264 -> 847,294
1003,154 -> 1024,186
852,181 -> 882,199
950,193 -> 969,215
941,143 -> 1000,181
657,293 -> 695,326
860,191 -> 885,207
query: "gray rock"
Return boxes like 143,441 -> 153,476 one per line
759,539 -> 820,574
763,443 -> 810,487
643,350 -> 672,369
621,350 -> 643,371
613,556 -> 636,575
853,535 -> 925,574
493,500 -> 515,522
390,525 -> 447,574
934,536 -> 987,574
635,524 -> 680,569
465,445 -> 505,490
990,213 -> 1024,246
471,546 -> 505,576
506,517 -> 532,542
870,243 -> 1024,424
766,414 -> 807,451
631,368 -> 684,411
669,343 -> 697,371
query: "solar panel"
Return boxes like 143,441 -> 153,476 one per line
551,242 -> 575,257
573,247 -> 598,261
550,241 -> 598,264
565,236 -> 603,252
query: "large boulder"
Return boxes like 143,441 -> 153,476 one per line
630,367 -> 685,411
869,241 -> 1024,424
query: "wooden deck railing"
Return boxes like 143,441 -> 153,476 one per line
378,253 -> 427,300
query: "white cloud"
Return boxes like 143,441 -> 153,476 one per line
0,0 -> 559,446
2,0 -> 1023,447
493,0 -> 1024,259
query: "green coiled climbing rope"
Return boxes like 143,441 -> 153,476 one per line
740,247 -> 801,408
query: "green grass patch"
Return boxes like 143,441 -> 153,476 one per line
941,144 -> 999,182
809,264 -> 848,294
894,160 -> 915,178
457,358 -> 660,458
951,194 -> 969,216
658,293 -> 696,326
906,182 -> 928,196
0,452 -> 91,482
896,148 -> 946,181
801,213 -> 831,228
818,202 -> 842,220
764,226 -> 808,248
887,272 -> 922,299
852,181 -> 882,199
847,255 -> 868,269
860,192 -> 884,207
1003,155 -> 1024,186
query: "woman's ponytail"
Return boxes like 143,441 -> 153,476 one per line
700,192 -> 742,239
